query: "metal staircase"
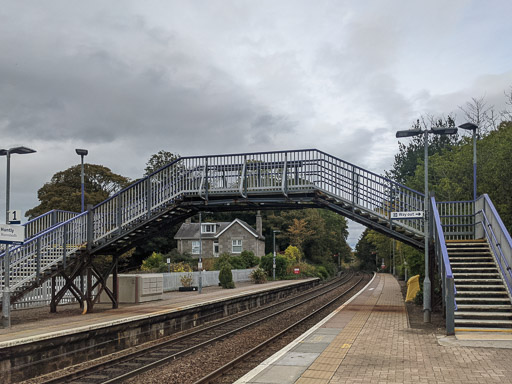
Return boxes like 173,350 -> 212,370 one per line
449,240 -> 512,329
1,149 -> 427,309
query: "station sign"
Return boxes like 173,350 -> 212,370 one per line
7,210 -> 21,224
390,211 -> 424,220
0,224 -> 25,244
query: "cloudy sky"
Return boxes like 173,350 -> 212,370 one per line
1,1 -> 511,247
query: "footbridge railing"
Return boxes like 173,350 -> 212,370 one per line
1,149 -> 426,305
431,196 -> 456,335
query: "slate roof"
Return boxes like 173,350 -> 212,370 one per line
174,219 -> 264,240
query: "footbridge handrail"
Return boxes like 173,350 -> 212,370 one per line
476,194 -> 512,298
431,196 -> 456,335
1,149 -> 427,305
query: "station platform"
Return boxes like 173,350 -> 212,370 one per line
236,273 -> 512,384
0,279 -> 312,348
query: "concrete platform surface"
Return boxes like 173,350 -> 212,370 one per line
0,279 -> 312,348
236,274 -> 512,384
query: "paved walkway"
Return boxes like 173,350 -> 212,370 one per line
237,274 -> 512,384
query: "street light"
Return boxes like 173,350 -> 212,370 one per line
272,230 -> 280,280
458,122 -> 478,200
75,149 -> 88,213
396,125 -> 458,323
0,146 -> 36,328
198,212 -> 203,294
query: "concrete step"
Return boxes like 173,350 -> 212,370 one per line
453,273 -> 501,277
456,297 -> 512,303
454,278 -> 504,284
454,318 -> 512,327
456,285 -> 507,291
456,304 -> 512,311
455,311 -> 512,319
449,257 -> 494,262
450,262 -> 496,267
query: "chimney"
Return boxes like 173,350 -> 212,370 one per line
256,210 -> 262,237
185,217 -> 192,224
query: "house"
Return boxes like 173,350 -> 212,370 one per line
174,212 -> 265,258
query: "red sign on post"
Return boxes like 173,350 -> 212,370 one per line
293,268 -> 300,274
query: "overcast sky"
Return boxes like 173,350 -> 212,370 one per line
1,1 -> 511,247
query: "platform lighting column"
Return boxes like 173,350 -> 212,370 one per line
198,212 -> 203,294
0,146 -> 36,328
273,230 -> 280,280
396,125 -> 457,323
458,123 -> 478,200
75,149 -> 88,213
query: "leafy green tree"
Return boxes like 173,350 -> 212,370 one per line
144,150 -> 180,176
26,164 -> 129,219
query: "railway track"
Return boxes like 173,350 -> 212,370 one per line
35,271 -> 366,384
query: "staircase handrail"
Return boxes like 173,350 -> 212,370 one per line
431,196 -> 456,335
476,194 -> 512,298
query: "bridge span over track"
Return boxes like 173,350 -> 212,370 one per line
1,149 -> 511,333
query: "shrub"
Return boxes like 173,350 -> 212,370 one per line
260,253 -> 288,279
180,274 -> 194,287
169,262 -> 193,272
315,266 -> 329,280
213,253 -> 232,270
284,246 -> 302,263
250,268 -> 267,284
228,255 -> 247,269
219,264 -> 235,288
240,250 -> 259,268
141,252 -> 168,272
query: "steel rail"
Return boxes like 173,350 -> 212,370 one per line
193,273 -> 366,384
36,274 -> 354,384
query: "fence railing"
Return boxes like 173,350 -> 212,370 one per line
475,195 -> 512,299
1,149 -> 426,304
431,196 -> 456,335
436,200 -> 475,240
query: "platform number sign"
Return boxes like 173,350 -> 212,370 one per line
8,210 -> 21,224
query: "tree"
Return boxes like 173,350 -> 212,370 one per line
459,96 -> 498,136
387,115 -> 458,184
26,164 -> 129,219
287,218 -> 315,249
144,150 -> 180,176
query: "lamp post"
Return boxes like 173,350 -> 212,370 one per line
75,149 -> 88,213
272,230 -> 280,280
0,146 -> 37,328
198,212 -> 203,294
458,122 -> 478,200
396,125 -> 457,323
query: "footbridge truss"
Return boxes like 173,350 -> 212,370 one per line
1,149 -> 427,311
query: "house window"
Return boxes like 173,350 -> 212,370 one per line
213,241 -> 219,257
201,224 -> 216,234
192,241 -> 201,254
232,239 -> 242,253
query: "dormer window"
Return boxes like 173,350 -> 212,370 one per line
201,223 -> 216,234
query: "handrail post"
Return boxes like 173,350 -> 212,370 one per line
146,177 -> 152,216
36,237 -> 41,284
204,157 -> 209,201
446,277 -> 455,335
281,153 -> 288,197
86,204 -> 93,251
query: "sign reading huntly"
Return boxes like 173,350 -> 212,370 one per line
0,224 -> 25,244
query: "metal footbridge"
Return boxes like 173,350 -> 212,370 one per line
1,149 -> 511,333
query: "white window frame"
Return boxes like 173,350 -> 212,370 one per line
213,241 -> 219,257
192,240 -> 201,254
201,224 -> 216,234
232,239 -> 242,254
